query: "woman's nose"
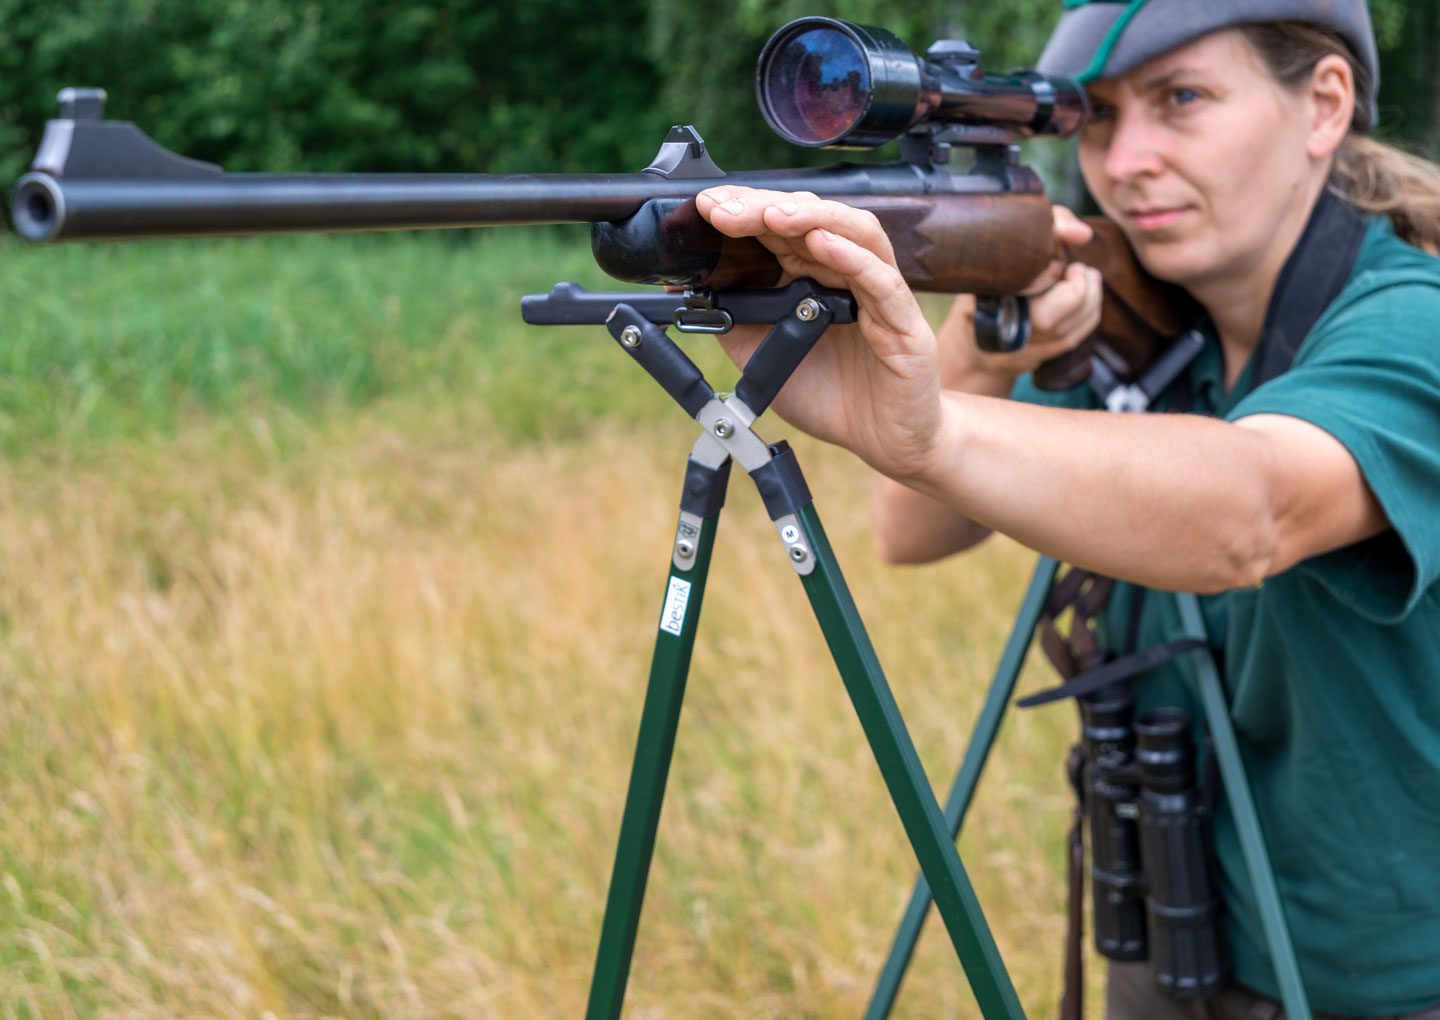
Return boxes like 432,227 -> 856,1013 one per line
1102,107 -> 1166,183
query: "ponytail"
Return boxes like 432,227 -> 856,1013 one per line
1243,22 -> 1440,255
1331,136 -> 1440,255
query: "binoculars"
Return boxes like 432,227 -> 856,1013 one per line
1079,686 -> 1230,998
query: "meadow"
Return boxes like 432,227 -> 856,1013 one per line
0,229 -> 1098,1018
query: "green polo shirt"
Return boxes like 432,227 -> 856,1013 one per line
1010,216 -> 1440,1014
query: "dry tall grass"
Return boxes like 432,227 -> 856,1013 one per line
0,406 -> 1098,1018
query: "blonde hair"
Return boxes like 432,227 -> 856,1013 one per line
1243,22 -> 1440,255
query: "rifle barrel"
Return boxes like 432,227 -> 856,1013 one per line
14,163 -> 995,243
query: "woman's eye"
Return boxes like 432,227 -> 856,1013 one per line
1168,87 -> 1201,107
1089,103 -> 1117,122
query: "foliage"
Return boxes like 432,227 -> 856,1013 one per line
649,0 -> 1059,169
1373,0 -> 1440,156
1,0 -> 1437,188
0,0 -> 668,185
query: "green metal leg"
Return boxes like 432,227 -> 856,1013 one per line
864,557 -> 1059,1020
793,503 -> 1027,1020
585,507 -> 722,1020
1174,593 -> 1312,1020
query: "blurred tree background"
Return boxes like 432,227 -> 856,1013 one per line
1,0 -> 1436,190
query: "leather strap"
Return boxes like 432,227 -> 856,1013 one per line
1037,568 -> 1114,679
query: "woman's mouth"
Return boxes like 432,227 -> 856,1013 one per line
1130,207 -> 1188,230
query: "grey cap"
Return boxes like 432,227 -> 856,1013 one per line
1037,0 -> 1379,129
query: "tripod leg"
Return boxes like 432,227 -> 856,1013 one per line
863,557 -> 1059,1020
585,459 -> 730,1020
785,501 -> 1026,1020
1174,593 -> 1313,1020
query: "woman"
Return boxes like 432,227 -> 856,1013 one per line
694,1 -> 1440,1017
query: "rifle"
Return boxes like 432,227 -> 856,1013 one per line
9,17 -> 1193,391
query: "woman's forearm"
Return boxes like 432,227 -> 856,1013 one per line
870,474 -> 992,564
867,297 -> 1009,565
909,393 -> 1284,592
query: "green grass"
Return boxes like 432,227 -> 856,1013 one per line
0,229 -> 1100,1017
0,228 -> 732,456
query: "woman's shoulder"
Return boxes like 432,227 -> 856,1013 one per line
1309,217 -> 1440,352
1339,215 -> 1440,299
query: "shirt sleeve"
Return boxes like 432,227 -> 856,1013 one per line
1226,279 -> 1440,623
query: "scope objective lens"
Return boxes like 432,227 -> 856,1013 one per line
759,25 -> 872,146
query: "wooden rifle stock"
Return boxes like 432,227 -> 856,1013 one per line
1036,217 -> 1199,390
702,196 -> 1194,391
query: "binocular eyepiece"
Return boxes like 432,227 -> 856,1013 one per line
755,17 -> 1088,148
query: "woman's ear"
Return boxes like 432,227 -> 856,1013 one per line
1307,53 -> 1355,160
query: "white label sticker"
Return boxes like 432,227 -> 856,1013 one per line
659,576 -> 692,637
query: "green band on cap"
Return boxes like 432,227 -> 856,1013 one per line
1074,0 -> 1151,82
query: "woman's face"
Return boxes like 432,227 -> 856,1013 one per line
1077,29 -> 1326,291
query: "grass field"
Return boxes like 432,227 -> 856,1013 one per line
0,230 -> 1100,1018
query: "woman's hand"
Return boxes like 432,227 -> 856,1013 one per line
956,205 -> 1104,387
695,186 -> 945,481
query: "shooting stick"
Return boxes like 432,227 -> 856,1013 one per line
522,279 -> 1027,1019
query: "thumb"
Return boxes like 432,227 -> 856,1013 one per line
1052,205 -> 1095,248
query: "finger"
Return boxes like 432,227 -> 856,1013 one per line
1019,208 -> 1097,296
760,198 -> 896,265
801,226 -> 928,343
1027,262 -> 1094,338
695,188 -> 840,277
700,187 -> 895,262
697,186 -> 820,237
700,186 -> 930,351
1028,265 -> 1103,356
1051,204 -> 1095,248
1020,257 -> 1071,296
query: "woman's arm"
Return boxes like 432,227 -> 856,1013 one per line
912,395 -> 1388,592
695,187 -> 1387,592
871,297 -> 1001,563
870,214 -> 1104,566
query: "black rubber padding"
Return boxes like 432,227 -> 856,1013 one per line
734,306 -> 832,417
750,441 -> 812,521
679,457 -> 732,518
606,302 -> 715,418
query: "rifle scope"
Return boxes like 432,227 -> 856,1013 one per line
756,17 -> 1087,148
